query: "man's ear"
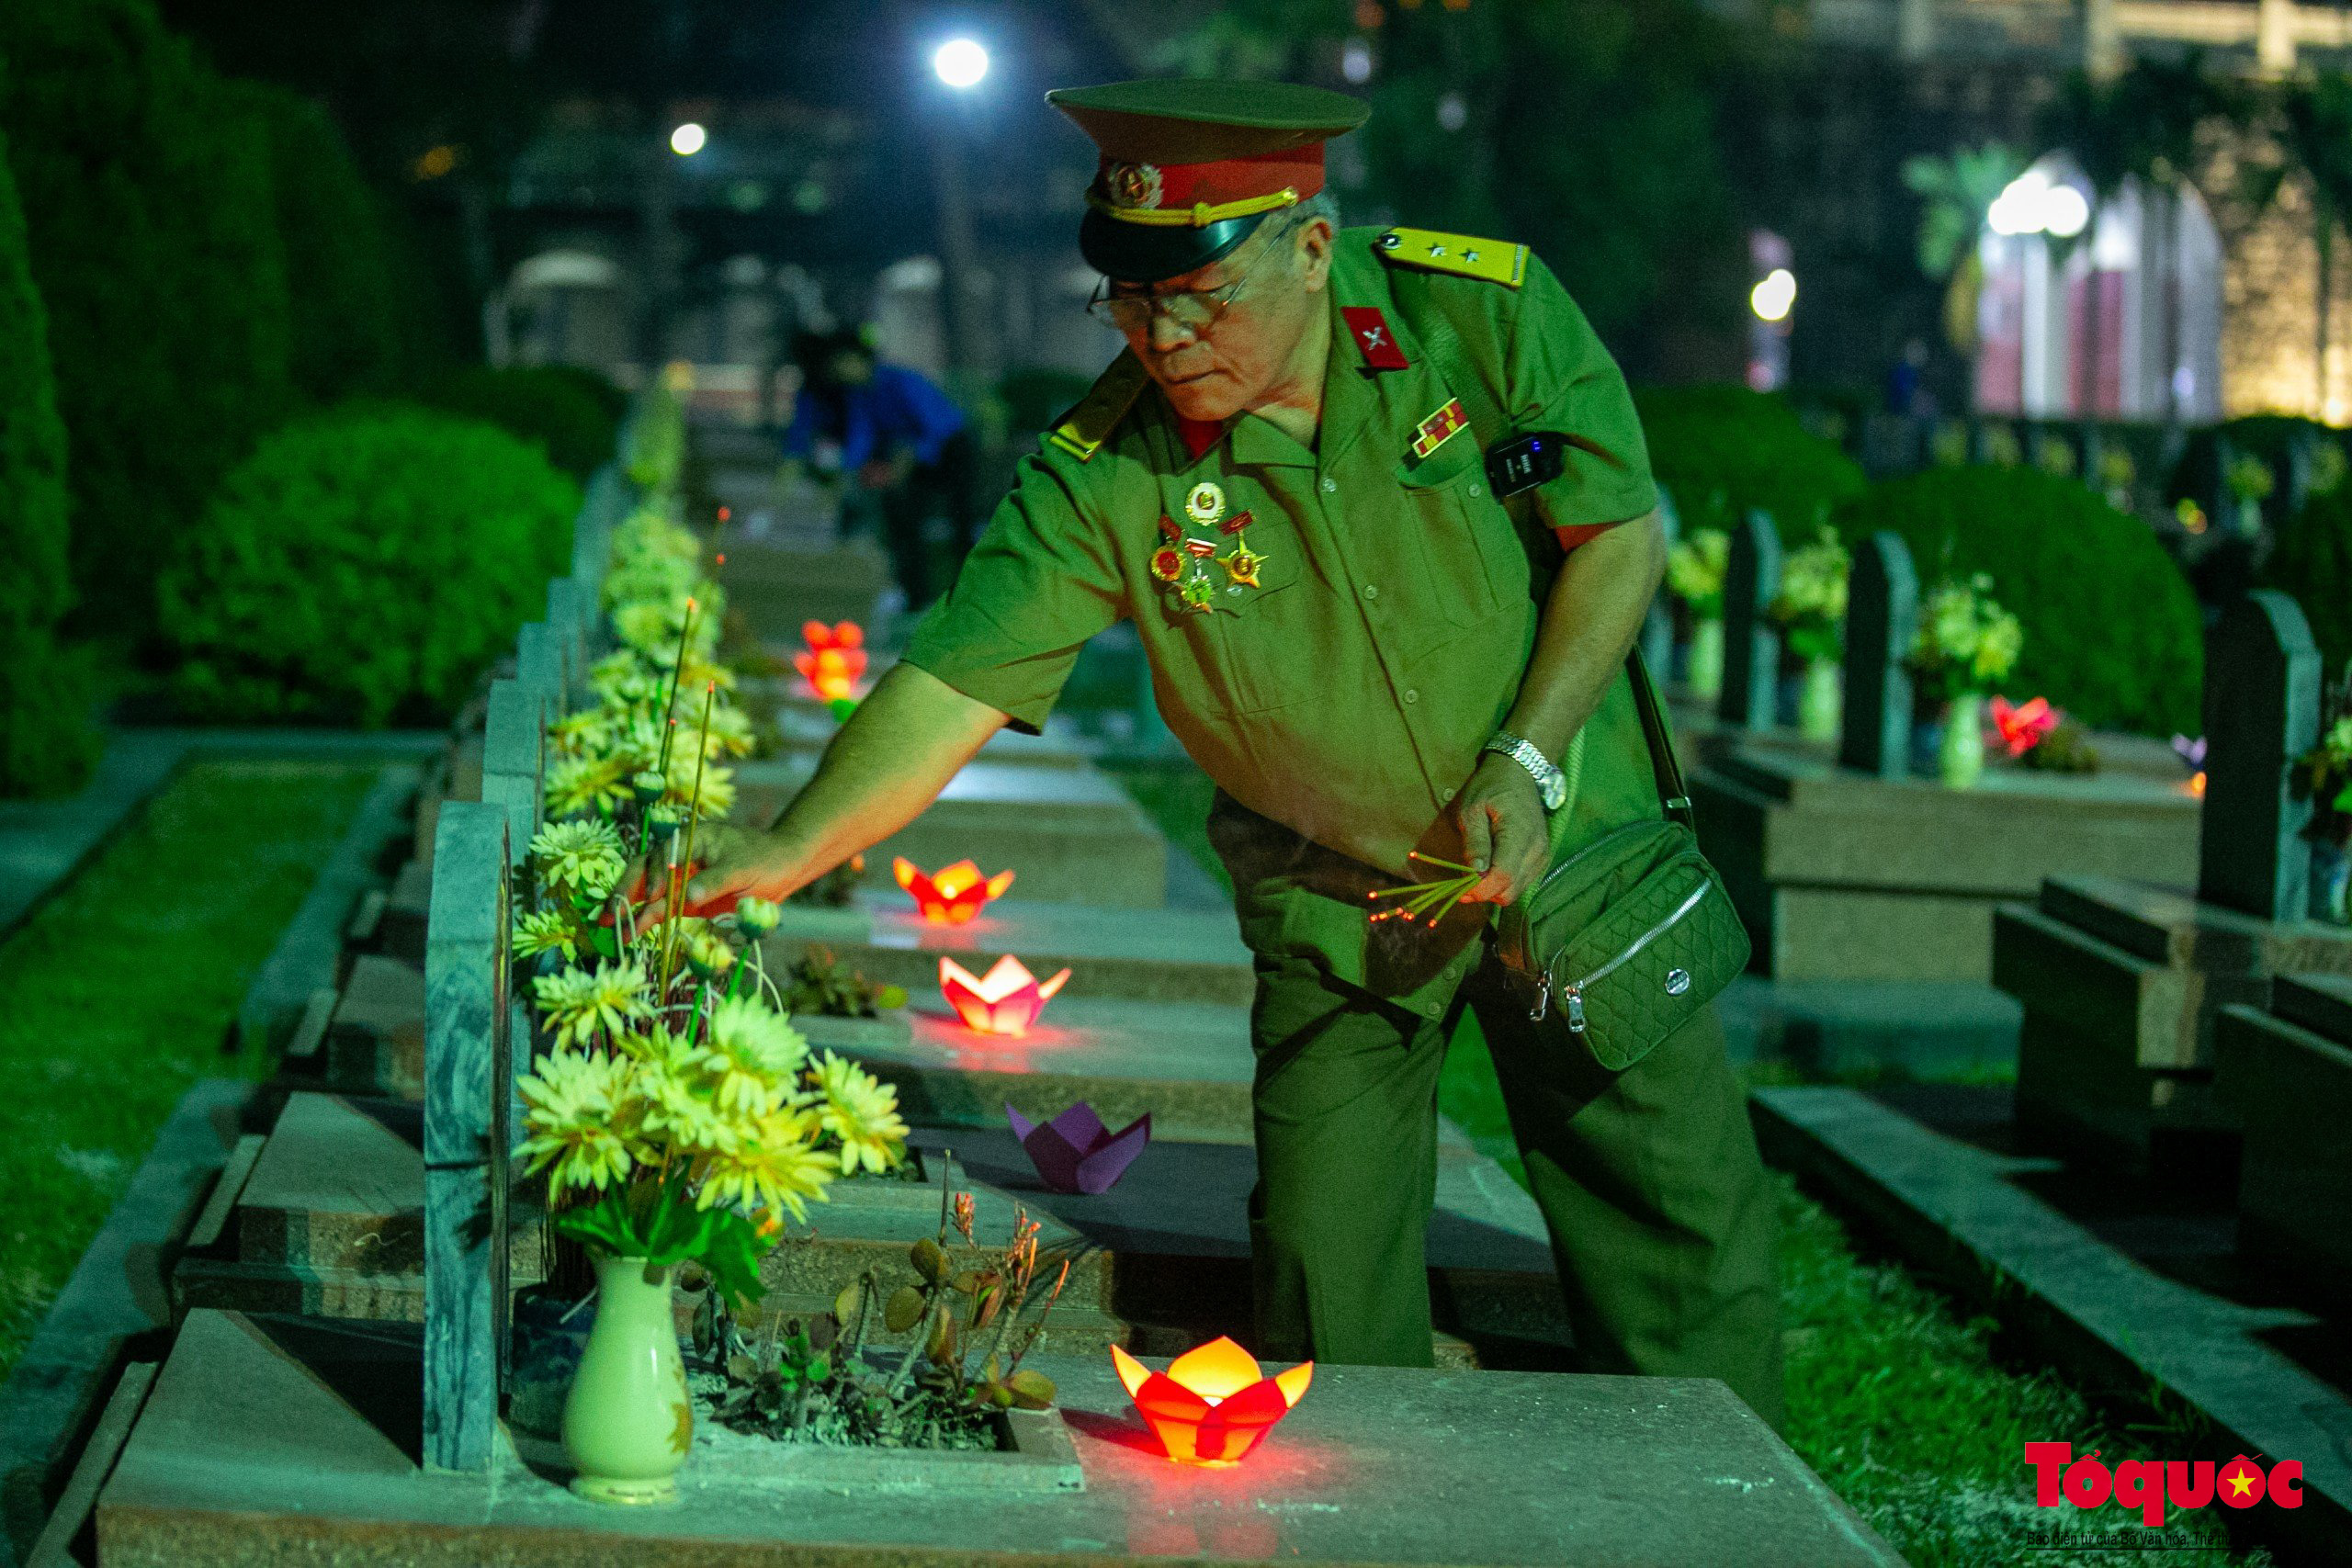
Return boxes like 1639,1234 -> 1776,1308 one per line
1296,217 -> 1336,293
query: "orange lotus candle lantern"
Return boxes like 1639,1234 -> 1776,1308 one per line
938,954 -> 1070,1036
894,856 -> 1015,924
1110,1337 -> 1313,1467
794,619 -> 867,703
1988,694 -> 2059,758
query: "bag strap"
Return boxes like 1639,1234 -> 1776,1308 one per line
1392,272 -> 1693,833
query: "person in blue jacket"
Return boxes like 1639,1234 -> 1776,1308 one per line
780,329 -> 977,608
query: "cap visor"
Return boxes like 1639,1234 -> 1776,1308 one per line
1080,209 -> 1262,286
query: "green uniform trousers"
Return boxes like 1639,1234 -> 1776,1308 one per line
1246,939 -> 1787,1432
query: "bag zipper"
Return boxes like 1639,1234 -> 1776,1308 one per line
1531,878 -> 1713,1029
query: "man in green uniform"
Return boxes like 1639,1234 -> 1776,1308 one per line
672,78 -> 1784,1428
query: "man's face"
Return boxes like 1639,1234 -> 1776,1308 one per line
1113,217 -> 1333,423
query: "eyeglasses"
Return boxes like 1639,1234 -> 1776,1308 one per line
1084,224 -> 1285,334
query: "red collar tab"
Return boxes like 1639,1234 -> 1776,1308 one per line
1341,306 -> 1409,370
1174,415 -> 1227,463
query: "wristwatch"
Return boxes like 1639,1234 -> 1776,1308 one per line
1483,730 -> 1569,812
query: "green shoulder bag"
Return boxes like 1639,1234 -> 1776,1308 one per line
1494,651 -> 1750,1071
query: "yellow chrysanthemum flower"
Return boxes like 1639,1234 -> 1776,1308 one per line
531,819 -> 627,899
545,754 -> 634,819
534,961 -> 653,1048
518,1047 -> 636,1198
636,1053 -> 741,1157
513,908 -> 578,963
811,1051 -> 909,1176
697,1102 -> 834,1224
702,996 -> 808,1113
663,755 -> 736,821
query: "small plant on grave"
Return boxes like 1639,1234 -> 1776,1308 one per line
695,1173 -> 1070,1450
1905,573 -> 2022,703
2292,665 -> 2352,848
780,943 -> 907,1020
1767,526 -> 1849,666
787,855 -> 865,908
1663,526 -> 1728,621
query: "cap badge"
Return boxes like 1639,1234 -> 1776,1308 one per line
1106,162 -> 1164,210
1182,480 -> 1227,527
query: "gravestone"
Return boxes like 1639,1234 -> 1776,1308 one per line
542,579 -> 585,700
422,801 -> 513,1472
1999,592 -> 2352,1168
478,680 -> 544,871
1838,531 -> 1917,779
514,622 -> 561,721
2199,592 -> 2320,921
2222,972 -> 2352,1306
1715,509 -> 1781,732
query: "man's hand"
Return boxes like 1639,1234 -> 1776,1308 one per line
1453,751 -> 1550,906
633,824 -> 797,924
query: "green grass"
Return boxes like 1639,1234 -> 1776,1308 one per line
1109,755 -> 2271,1568
0,760 -> 380,1380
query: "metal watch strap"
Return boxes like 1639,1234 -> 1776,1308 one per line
1484,731 -> 1565,808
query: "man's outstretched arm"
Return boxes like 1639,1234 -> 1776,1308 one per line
662,661 -> 1009,916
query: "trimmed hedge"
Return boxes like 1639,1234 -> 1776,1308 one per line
1634,385 -> 1868,543
235,80 -> 407,404
2266,485 -> 2352,682
418,366 -> 621,480
0,0 -> 295,633
1833,467 -> 2201,736
157,405 -> 578,727
0,126 -> 96,796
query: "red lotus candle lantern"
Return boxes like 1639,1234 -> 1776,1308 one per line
894,856 -> 1015,924
938,955 -> 1070,1036
794,619 -> 867,703
1988,695 -> 2059,758
1109,1337 -> 1313,1467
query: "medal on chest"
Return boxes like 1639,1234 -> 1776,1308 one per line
1155,480 -> 1273,613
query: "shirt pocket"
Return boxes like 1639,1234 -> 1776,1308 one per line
1153,525 -> 1322,717
1393,438 -> 1527,628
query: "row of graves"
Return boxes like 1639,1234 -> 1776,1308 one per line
48,414 -> 1904,1565
1657,498 -> 2352,1556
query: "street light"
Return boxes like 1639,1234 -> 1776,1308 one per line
1987,170 -> 2089,238
1750,267 -> 1796,323
933,38 -> 989,90
670,122 -> 707,157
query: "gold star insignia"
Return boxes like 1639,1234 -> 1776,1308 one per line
1222,543 -> 1266,588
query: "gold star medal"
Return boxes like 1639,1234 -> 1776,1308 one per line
1222,541 -> 1266,587
1177,573 -> 1218,613
1183,480 -> 1227,528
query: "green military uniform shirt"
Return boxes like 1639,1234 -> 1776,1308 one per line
903,225 -> 1663,1020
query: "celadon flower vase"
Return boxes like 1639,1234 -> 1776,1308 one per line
1686,618 -> 1724,701
1939,693 -> 1986,789
1796,659 -> 1842,742
562,1255 -> 691,1505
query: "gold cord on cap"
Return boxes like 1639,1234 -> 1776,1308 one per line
1083,186 -> 1301,228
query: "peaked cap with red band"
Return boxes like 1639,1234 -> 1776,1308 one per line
1047,78 -> 1369,284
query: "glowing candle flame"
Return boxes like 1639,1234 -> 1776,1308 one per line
1109,1337 -> 1313,1466
894,856 -> 1016,923
938,954 -> 1070,1036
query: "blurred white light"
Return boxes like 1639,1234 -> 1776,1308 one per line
1750,267 -> 1796,322
1341,39 -> 1374,83
1436,91 -> 1468,131
1986,171 -> 2047,236
669,122 -> 707,156
2042,184 -> 2090,238
933,39 -> 989,89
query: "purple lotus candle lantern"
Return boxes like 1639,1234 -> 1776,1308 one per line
1006,1101 -> 1151,1195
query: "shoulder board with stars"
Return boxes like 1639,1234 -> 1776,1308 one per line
1374,228 -> 1528,289
1045,352 -> 1153,463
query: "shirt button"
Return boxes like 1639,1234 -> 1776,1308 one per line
1469,483 -> 1484,497
1320,477 -> 1338,494
1403,689 -> 1419,705
1362,583 -> 1380,600
1440,786 -> 1456,804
